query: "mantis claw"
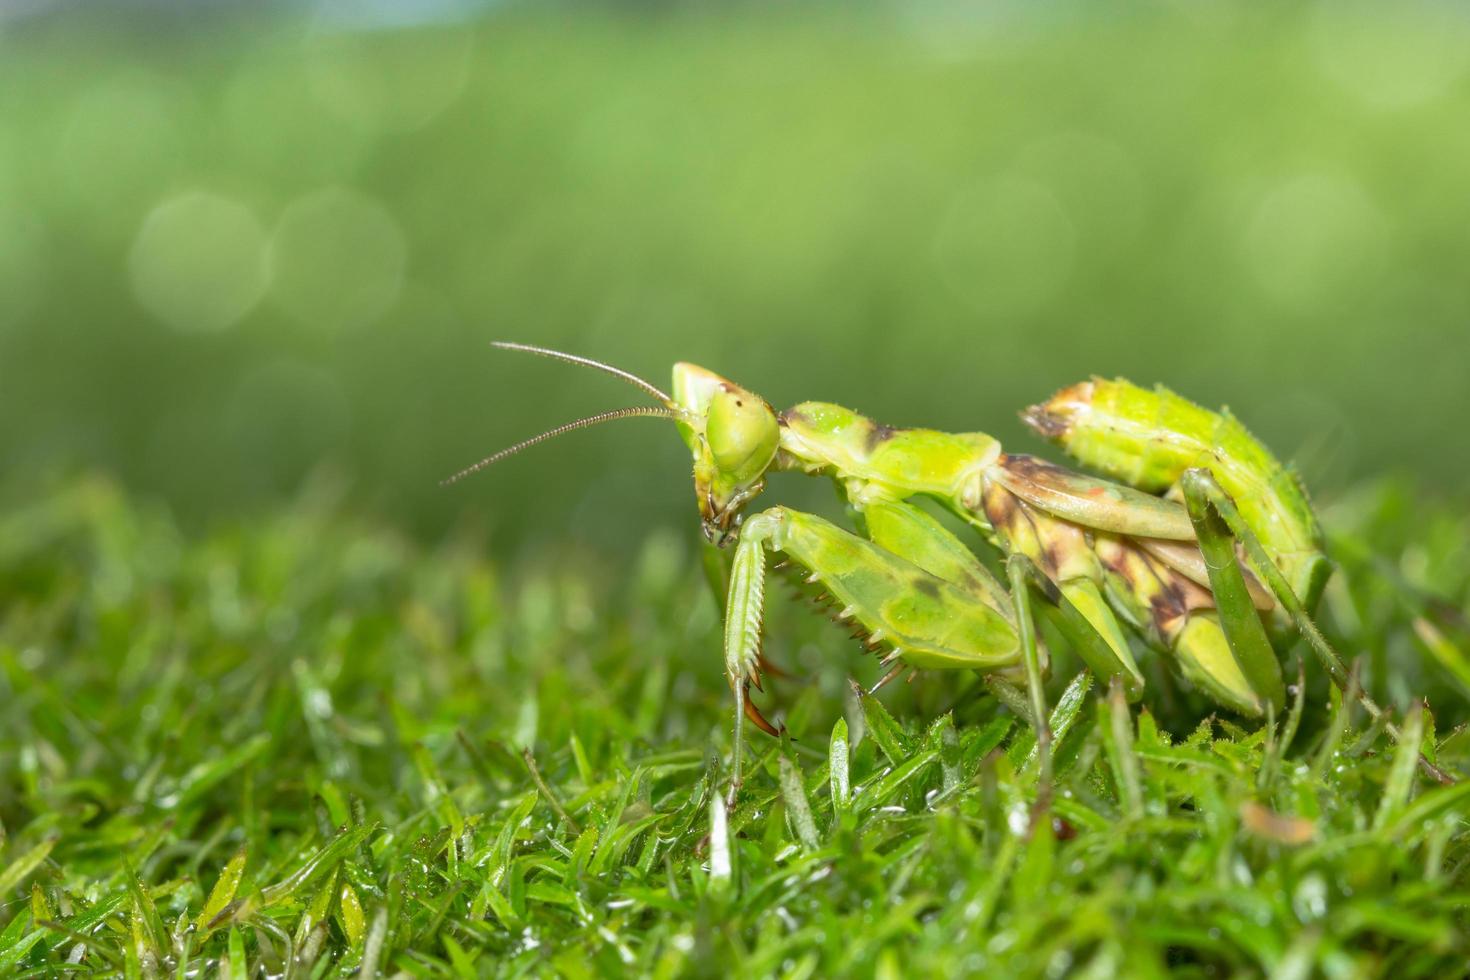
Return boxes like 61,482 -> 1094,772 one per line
742,685 -> 783,736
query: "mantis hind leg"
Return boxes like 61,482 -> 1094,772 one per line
722,505 -> 1022,792
1180,469 -> 1455,784
1178,470 -> 1287,713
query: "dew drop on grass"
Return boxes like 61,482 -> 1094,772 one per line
1047,950 -> 1074,979
1293,873 -> 1329,923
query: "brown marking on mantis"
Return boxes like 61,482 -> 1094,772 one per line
999,453 -> 1072,484
981,479 -> 1019,529
1140,550 -> 1218,641
1019,379 -> 1095,440
1098,537 -> 1196,641
997,452 -> 1195,541
1020,404 -> 1069,439
985,484 -> 1066,582
863,422 -> 901,454
1042,541 -> 1067,578
778,408 -> 812,428
1175,574 -> 1218,614
1136,536 -> 1275,611
1012,500 -> 1055,575
1094,533 -> 1127,571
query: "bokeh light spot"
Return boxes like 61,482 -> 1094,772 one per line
1309,4 -> 1470,110
934,177 -> 1076,319
1240,173 -> 1385,312
128,191 -> 268,334
268,187 -> 407,332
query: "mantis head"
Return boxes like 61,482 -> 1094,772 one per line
672,363 -> 780,546
444,344 -> 779,546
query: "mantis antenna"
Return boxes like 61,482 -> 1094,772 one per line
443,342 -> 696,486
441,406 -> 681,486
491,341 -> 675,407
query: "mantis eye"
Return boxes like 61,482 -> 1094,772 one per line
706,387 -> 779,482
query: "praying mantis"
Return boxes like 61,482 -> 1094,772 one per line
447,343 -> 1450,790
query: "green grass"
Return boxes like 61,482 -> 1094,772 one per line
3,475 -> 1470,977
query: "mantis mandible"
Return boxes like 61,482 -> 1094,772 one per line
448,343 -> 1450,790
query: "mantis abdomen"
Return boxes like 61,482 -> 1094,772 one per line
1025,377 -> 1330,609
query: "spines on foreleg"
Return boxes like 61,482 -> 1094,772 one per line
723,528 -> 779,738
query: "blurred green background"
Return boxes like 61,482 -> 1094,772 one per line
2,2 -> 1467,557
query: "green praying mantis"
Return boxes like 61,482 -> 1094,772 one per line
447,343 -> 1451,790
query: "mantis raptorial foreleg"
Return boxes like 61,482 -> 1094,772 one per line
722,506 -> 1023,792
859,500 -> 1011,615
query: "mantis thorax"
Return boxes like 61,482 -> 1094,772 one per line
776,401 -> 1001,506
